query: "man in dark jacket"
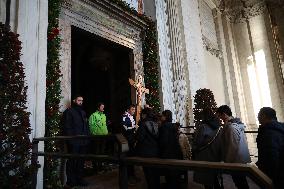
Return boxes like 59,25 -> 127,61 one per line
136,108 -> 160,189
63,95 -> 89,187
159,110 -> 182,160
257,107 -> 284,189
159,110 -> 182,189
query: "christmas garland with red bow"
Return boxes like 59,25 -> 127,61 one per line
44,0 -> 63,188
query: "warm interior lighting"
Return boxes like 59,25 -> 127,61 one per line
247,50 -> 272,122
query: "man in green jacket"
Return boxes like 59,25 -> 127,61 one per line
89,102 -> 108,135
89,102 -> 108,174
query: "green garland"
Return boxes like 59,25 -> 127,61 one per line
44,0 -> 63,188
142,22 -> 161,112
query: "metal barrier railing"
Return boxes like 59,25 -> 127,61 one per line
31,133 -> 272,189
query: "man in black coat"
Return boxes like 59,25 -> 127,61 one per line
257,107 -> 284,189
159,110 -> 182,160
136,108 -> 160,189
62,95 -> 90,187
159,110 -> 182,189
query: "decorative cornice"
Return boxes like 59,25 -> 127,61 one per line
218,0 -> 284,23
62,0 -> 148,29
202,35 -> 222,59
219,0 -> 266,23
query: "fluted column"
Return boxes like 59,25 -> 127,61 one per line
165,0 -> 190,126
155,0 -> 176,119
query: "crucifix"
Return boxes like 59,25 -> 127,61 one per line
138,0 -> 144,15
129,75 -> 149,124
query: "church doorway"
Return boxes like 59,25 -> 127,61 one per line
71,26 -> 133,132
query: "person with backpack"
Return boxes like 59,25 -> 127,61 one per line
257,107 -> 284,189
135,108 -> 160,189
193,108 -> 223,189
159,110 -> 183,189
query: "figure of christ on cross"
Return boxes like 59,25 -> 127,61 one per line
129,75 -> 149,124
138,0 -> 144,15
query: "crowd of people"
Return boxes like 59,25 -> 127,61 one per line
62,94 -> 284,189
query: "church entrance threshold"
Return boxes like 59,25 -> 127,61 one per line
71,26 -> 133,132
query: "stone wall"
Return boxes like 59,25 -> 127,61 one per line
155,0 -> 232,125
0,0 -> 48,188
155,0 -> 191,125
0,0 -> 6,23
232,13 -> 284,124
204,50 -> 226,105
154,0 -> 176,118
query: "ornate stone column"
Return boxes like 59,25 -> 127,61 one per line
155,0 -> 176,119
165,0 -> 190,126
15,0 -> 48,188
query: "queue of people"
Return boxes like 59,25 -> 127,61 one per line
62,94 -> 284,189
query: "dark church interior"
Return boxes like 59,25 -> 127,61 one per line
71,26 -> 133,132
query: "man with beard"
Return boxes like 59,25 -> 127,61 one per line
62,95 -> 90,187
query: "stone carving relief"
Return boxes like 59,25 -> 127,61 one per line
155,0 -> 176,119
199,0 -> 222,59
165,0 -> 190,126
218,0 -> 266,23
59,0 -> 145,108
202,35 -> 223,58
59,19 -> 72,111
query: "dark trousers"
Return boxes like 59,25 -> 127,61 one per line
66,144 -> 87,185
231,173 -> 249,189
127,142 -> 136,178
204,175 -> 222,189
143,167 -> 160,189
90,139 -> 106,173
165,171 -> 181,189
